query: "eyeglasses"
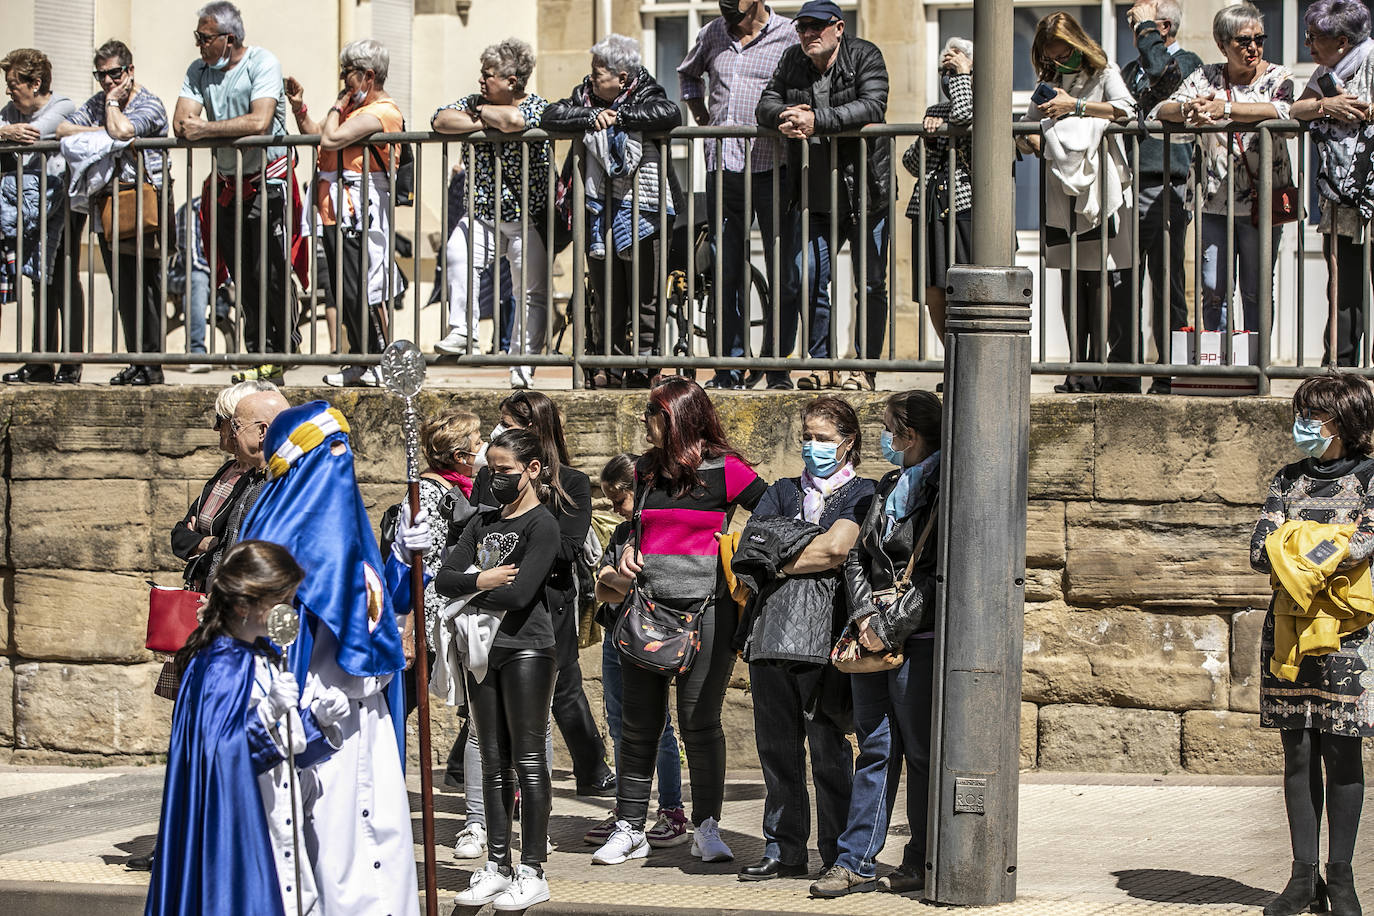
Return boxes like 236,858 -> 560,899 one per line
92,66 -> 128,81
193,30 -> 229,46
795,18 -> 837,34
1231,34 -> 1266,49
339,67 -> 363,81
213,415 -> 229,431
231,418 -> 267,436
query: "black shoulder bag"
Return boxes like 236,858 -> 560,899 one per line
612,479 -> 706,677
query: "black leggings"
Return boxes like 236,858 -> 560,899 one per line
617,594 -> 735,829
466,648 -> 557,867
1279,728 -> 1365,864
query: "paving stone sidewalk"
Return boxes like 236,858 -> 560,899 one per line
0,765 -> 1368,915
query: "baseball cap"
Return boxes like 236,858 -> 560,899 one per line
795,0 -> 843,24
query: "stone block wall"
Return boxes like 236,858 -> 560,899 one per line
0,388 -> 1347,774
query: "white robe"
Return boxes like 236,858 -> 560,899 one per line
300,627 -> 419,916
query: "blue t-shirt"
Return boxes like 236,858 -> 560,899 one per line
179,46 -> 288,175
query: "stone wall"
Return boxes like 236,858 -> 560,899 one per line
1,388 -> 1364,775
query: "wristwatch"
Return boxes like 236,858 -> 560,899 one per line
1223,101 -> 1233,120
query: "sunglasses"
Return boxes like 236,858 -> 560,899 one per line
340,67 -> 365,81
795,18 -> 837,34
1232,34 -> 1266,49
193,30 -> 228,47
213,415 -> 228,431
93,66 -> 128,81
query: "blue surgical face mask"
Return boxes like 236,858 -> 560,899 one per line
1292,416 -> 1334,458
880,430 -> 904,466
802,440 -> 843,478
209,52 -> 231,71
352,88 -> 367,105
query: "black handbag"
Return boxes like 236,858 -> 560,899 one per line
369,123 -> 415,207
611,479 -> 706,677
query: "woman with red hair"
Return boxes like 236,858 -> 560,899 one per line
591,377 -> 767,867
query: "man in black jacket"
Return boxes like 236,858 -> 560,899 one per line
756,0 -> 890,391
1121,0 -> 1202,394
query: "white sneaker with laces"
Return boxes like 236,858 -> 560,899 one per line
453,861 -> 511,905
492,863 -> 550,911
690,816 -> 733,863
509,365 -> 532,389
435,328 -> 474,355
453,822 -> 487,860
592,820 -> 649,865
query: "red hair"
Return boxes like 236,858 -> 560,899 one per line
640,377 -> 747,497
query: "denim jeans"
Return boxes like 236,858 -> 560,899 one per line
797,208 -> 890,360
750,662 -> 853,867
705,169 -> 800,386
187,268 -> 210,354
1200,212 -> 1281,335
601,626 -> 682,810
833,637 -> 935,879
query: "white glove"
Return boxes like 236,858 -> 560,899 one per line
265,671 -> 300,722
392,503 -> 433,566
310,686 -> 350,729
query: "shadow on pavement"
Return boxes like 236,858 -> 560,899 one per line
1112,869 -> 1273,906
101,835 -> 157,867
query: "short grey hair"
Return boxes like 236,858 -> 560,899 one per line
341,38 -> 389,86
590,34 -> 641,75
1305,0 -> 1372,45
480,38 -> 536,93
215,379 -> 277,420
1154,0 -> 1183,39
1213,2 -> 1264,46
197,1 -> 245,43
942,37 -> 973,64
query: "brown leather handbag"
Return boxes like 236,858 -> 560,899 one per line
99,182 -> 159,240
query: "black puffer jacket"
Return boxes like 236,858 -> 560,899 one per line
733,515 -> 831,665
756,34 -> 890,215
843,467 -> 940,650
543,66 -> 683,134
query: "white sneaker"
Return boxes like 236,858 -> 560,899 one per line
690,816 -> 733,862
509,365 -> 532,389
453,822 -> 487,860
435,328 -> 473,355
591,820 -> 649,865
185,363 -> 212,374
453,861 -> 511,906
323,365 -> 381,388
492,863 -> 550,911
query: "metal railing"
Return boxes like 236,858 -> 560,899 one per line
0,120 -> 1353,390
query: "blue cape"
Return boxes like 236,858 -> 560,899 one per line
242,400 -> 408,758
144,637 -> 284,916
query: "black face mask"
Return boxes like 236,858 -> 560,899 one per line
718,0 -> 749,25
489,471 -> 525,505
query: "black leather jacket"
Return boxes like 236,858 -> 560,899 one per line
843,467 -> 939,649
756,34 -> 891,215
543,66 -> 683,134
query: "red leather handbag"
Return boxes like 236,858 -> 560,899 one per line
146,585 -> 204,653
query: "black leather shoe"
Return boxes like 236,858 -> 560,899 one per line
130,366 -> 165,386
1264,861 -> 1326,916
3,364 -> 55,383
54,364 -> 82,384
1325,861 -> 1359,916
739,857 -> 808,881
126,853 -> 154,872
576,772 -> 617,798
110,365 -> 140,386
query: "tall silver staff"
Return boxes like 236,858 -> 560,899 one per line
378,340 -> 439,916
265,602 -> 304,916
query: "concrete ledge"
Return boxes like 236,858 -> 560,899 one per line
3,881 -> 145,916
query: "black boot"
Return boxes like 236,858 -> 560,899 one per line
1264,861 -> 1327,916
1326,862 -> 1361,916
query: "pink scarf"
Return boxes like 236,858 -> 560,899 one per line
435,468 -> 474,498
801,464 -> 856,524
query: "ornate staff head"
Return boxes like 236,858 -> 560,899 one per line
379,340 -> 427,483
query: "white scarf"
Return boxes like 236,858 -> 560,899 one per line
800,463 -> 855,524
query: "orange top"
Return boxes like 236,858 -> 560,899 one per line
315,97 -> 404,225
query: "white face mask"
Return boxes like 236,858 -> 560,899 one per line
352,88 -> 367,105
472,441 -> 490,470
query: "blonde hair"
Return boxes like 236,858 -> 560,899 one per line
1031,11 -> 1108,82
422,407 -> 481,471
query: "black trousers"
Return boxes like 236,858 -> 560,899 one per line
467,648 -> 557,867
1322,233 -> 1373,367
1060,268 -> 1135,391
548,584 -> 611,785
99,236 -> 163,358
30,211 -> 85,361
321,228 -> 388,356
214,183 -> 296,354
1137,181 -> 1189,363
617,593 -> 735,829
585,235 -> 661,361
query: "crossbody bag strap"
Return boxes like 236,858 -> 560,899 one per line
896,496 -> 939,589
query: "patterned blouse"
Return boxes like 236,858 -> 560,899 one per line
434,93 -> 550,224
904,72 -> 972,218
1154,62 -> 1294,216
1251,456 -> 1374,573
65,86 -> 169,186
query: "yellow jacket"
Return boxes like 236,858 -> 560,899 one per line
718,530 -> 750,612
1265,520 -> 1374,681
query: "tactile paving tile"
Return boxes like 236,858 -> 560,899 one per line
0,771 -> 165,855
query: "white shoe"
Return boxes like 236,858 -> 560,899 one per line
453,861 -> 511,906
453,822 -> 487,860
323,365 -> 381,388
591,820 -> 649,865
690,816 -> 733,862
185,363 -> 212,374
435,328 -> 473,355
492,863 -> 550,911
509,365 -> 532,389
